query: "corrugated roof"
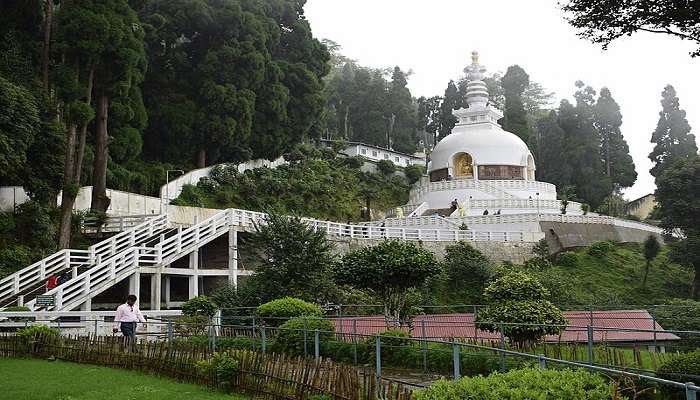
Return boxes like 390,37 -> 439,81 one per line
331,310 -> 679,343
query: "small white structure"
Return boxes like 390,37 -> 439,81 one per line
320,140 -> 425,167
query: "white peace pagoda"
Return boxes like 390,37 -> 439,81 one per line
396,51 -> 582,221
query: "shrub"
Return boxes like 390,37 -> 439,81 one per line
522,257 -> 552,270
404,165 -> 424,184
657,349 -> 700,382
256,297 -> 324,327
587,241 -> 616,258
369,329 -> 411,348
415,368 -> 617,400
376,159 -> 396,176
476,272 -> 567,346
177,315 -> 210,336
532,239 -> 550,258
17,324 -> 59,340
4,306 -> 30,312
272,317 -> 335,356
182,296 -> 218,317
196,351 -> 239,391
557,251 -> 579,268
343,156 -> 364,169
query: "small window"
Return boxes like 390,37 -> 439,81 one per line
360,148 -> 367,155
470,116 -> 477,122
394,156 -> 399,162
405,159 -> 410,165
372,150 -> 378,157
384,154 -> 389,160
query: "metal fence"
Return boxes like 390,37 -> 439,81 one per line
1,311 -> 699,399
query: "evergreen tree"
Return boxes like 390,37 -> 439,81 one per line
649,85 -> 698,178
387,66 -> 417,154
0,77 -> 40,186
594,87 -> 637,188
501,65 -> 530,143
437,80 -> 460,141
142,0 -> 329,167
563,82 -> 611,209
417,96 -> 441,149
536,110 -> 569,186
655,156 -> 700,298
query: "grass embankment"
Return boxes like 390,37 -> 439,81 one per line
0,358 -> 248,400
547,243 -> 693,306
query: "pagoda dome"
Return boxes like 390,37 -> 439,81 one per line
427,51 -> 536,182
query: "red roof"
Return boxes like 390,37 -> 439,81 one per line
331,310 -> 679,343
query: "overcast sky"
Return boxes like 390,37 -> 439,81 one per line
305,0 -> 700,200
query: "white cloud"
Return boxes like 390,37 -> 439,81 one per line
305,0 -> 700,200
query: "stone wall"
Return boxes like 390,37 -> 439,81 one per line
540,221 -> 664,253
328,236 -> 536,264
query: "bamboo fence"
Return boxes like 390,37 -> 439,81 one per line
0,333 -> 413,400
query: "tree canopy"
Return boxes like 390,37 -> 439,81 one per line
336,240 -> 439,327
563,0 -> 700,57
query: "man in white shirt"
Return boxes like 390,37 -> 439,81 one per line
113,294 -> 146,339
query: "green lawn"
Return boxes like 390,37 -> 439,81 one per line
0,358 -> 248,400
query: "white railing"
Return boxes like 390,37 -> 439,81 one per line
409,179 -> 557,204
83,214 -> 157,233
25,246 -> 160,311
0,215 -> 168,309
0,310 -> 183,337
0,250 -> 90,306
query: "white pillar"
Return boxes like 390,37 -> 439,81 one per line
189,250 -> 199,298
164,276 -> 171,309
228,227 -> 238,287
129,270 -> 141,302
151,271 -> 162,310
80,298 -> 92,312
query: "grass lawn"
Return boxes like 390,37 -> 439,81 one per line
0,358 -> 248,400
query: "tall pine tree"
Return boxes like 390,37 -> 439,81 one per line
438,80 -> 460,141
594,87 -> 636,189
501,65 -> 530,143
649,85 -> 698,178
387,66 -> 417,154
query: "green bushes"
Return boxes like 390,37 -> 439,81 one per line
196,351 -> 239,391
256,297 -> 324,327
587,241 -> 616,258
17,324 -> 59,339
415,368 -> 617,400
657,349 -> 700,381
376,160 -> 397,176
174,157 -> 410,222
182,296 -> 218,317
557,251 -> 579,268
404,165 -> 424,184
272,317 -> 335,356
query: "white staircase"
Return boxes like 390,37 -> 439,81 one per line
0,215 -> 168,309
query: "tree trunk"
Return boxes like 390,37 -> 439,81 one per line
197,148 -> 206,168
57,67 -> 94,249
343,105 -> 349,139
693,266 -> 700,300
73,67 -> 94,182
642,260 -> 650,288
57,124 -> 78,249
90,93 -> 110,212
41,0 -> 52,93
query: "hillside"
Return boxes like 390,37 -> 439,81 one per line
171,147 -> 415,222
539,243 -> 693,306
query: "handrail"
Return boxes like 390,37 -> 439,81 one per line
0,215 -> 167,309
